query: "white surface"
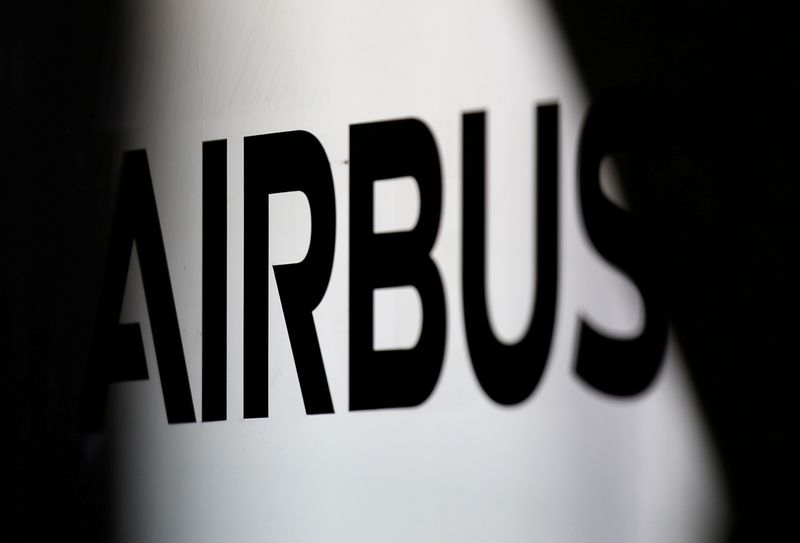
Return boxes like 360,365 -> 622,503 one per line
109,1 -> 728,541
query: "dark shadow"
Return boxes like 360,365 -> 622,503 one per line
546,1 -> 798,540
1,2 -> 126,541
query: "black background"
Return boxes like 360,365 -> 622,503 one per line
2,1 -> 796,540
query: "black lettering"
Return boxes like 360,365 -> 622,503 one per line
243,131 -> 336,418
349,119 -> 447,410
83,150 -> 196,427
575,94 -> 667,395
462,105 -> 559,405
202,140 -> 227,421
